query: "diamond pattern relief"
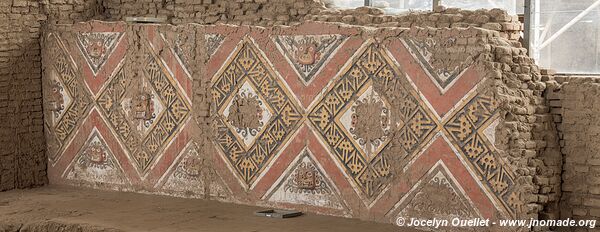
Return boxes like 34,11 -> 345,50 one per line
122,77 -> 166,137
212,37 -> 303,188
46,22 -> 520,221
44,33 -> 92,162
97,44 -> 191,174
158,141 -> 231,199
46,68 -> 73,126
308,42 -> 437,204
338,84 -> 394,162
221,80 -> 273,149
444,92 -> 520,216
169,32 -> 225,71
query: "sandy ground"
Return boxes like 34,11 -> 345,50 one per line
0,186 -> 412,232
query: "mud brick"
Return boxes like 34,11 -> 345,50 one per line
573,208 -> 588,216
584,198 -> 600,208
12,0 -> 28,7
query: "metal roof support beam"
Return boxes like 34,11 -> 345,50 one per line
538,0 -> 600,50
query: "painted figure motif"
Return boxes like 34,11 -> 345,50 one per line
285,161 -> 330,194
180,155 -> 204,177
76,32 -> 123,74
86,38 -> 107,59
294,164 -> 318,190
131,90 -> 154,121
295,38 -> 321,65
82,140 -> 108,167
48,80 -> 65,114
273,35 -> 347,85
227,92 -> 264,138
351,96 -> 390,159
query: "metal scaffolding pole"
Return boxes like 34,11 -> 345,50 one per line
433,0 -> 441,9
523,0 -> 532,55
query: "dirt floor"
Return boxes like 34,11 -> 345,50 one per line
0,186 -> 410,232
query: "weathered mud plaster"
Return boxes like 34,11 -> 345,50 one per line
42,20 -> 548,230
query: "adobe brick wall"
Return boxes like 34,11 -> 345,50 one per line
0,0 -> 107,192
101,0 -> 327,25
534,69 -> 563,223
42,0 -> 105,24
100,0 -> 522,41
307,6 -> 522,41
0,0 -> 48,191
542,74 -> 600,231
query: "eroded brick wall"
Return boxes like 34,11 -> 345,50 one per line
102,0 -> 173,21
308,6 -> 522,41
99,0 -> 522,41
101,0 -> 327,26
487,33 -> 551,229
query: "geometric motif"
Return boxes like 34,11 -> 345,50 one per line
169,32 -> 225,71
444,92 -> 520,216
308,41 -> 437,204
76,32 -> 124,75
205,34 -> 225,58
171,32 -> 194,70
65,128 -> 128,186
273,35 -> 347,85
393,162 -> 480,231
264,149 -> 345,210
44,33 -> 92,162
212,37 -> 303,188
97,45 -> 191,175
159,141 -> 230,199
402,38 -> 472,93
